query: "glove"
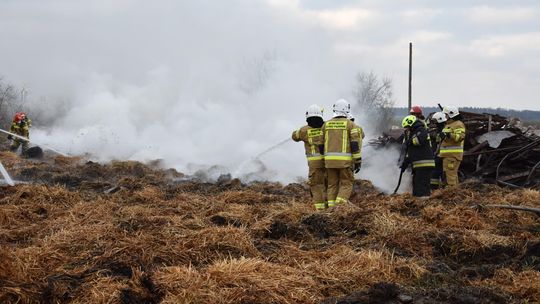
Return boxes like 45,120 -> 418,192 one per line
437,131 -> 446,141
7,135 -> 12,140
354,161 -> 362,173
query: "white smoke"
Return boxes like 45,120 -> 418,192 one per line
357,145 -> 412,194
3,0 -> 406,190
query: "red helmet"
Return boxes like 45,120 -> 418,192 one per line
409,106 -> 423,115
13,112 -> 26,123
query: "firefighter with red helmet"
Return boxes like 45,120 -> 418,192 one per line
409,105 -> 423,117
410,105 -> 428,128
8,112 -> 31,154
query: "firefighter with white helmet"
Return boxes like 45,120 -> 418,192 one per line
432,111 -> 447,124
438,106 -> 466,186
429,112 -> 447,189
292,104 -> 327,210
322,99 -> 364,207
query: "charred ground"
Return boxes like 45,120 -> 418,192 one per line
0,152 -> 539,303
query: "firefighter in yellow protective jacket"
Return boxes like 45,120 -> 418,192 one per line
9,112 -> 31,154
438,106 -> 466,186
322,99 -> 364,207
292,105 -> 326,210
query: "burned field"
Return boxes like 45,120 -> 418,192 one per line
1,152 -> 539,303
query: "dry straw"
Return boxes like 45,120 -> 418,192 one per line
0,155 -> 539,303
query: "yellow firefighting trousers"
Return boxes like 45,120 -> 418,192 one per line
443,157 -> 461,186
326,168 -> 353,207
309,167 -> 326,210
10,139 -> 29,153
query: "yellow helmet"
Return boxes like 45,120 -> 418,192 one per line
401,115 -> 417,128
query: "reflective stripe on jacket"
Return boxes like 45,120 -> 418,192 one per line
292,125 -> 325,168
10,119 -> 31,138
405,120 -> 435,169
321,117 -> 364,169
412,159 -> 435,168
438,119 -> 466,161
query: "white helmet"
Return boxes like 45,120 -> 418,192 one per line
432,112 -> 447,123
333,99 -> 350,117
305,104 -> 323,118
443,106 -> 460,118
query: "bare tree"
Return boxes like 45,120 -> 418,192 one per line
353,71 -> 395,133
0,77 -> 38,131
0,77 -> 19,129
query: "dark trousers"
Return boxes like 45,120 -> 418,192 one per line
413,168 -> 433,197
431,157 -> 443,190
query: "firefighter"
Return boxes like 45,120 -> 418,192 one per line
400,115 -> 435,197
322,99 -> 364,207
429,112 -> 447,189
8,112 -> 31,154
410,105 -> 428,128
438,106 -> 466,186
292,105 -> 326,210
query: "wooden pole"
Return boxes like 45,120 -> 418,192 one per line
408,42 -> 412,110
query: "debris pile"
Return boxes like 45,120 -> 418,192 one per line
370,111 -> 540,188
0,153 -> 539,303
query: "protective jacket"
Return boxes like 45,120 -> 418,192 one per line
10,119 -> 31,138
429,123 -> 445,154
322,117 -> 364,168
404,120 -> 435,169
428,122 -> 445,188
438,119 -> 466,161
292,126 -> 324,168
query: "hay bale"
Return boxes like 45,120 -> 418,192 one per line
220,190 -> 278,205
206,257 -> 319,303
422,204 -> 488,230
210,204 -> 251,227
478,269 -> 540,302
111,160 -> 151,178
182,226 -> 261,265
304,246 -> 425,297
69,276 -> 127,304
0,151 -> 24,168
54,155 -> 83,166
155,266 -> 218,303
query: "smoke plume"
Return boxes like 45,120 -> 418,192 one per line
2,0 -> 405,192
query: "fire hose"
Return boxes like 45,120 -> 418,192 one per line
0,128 -> 69,157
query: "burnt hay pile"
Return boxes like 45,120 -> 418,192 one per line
0,152 -> 539,303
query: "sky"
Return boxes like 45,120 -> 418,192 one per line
0,0 -> 538,189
